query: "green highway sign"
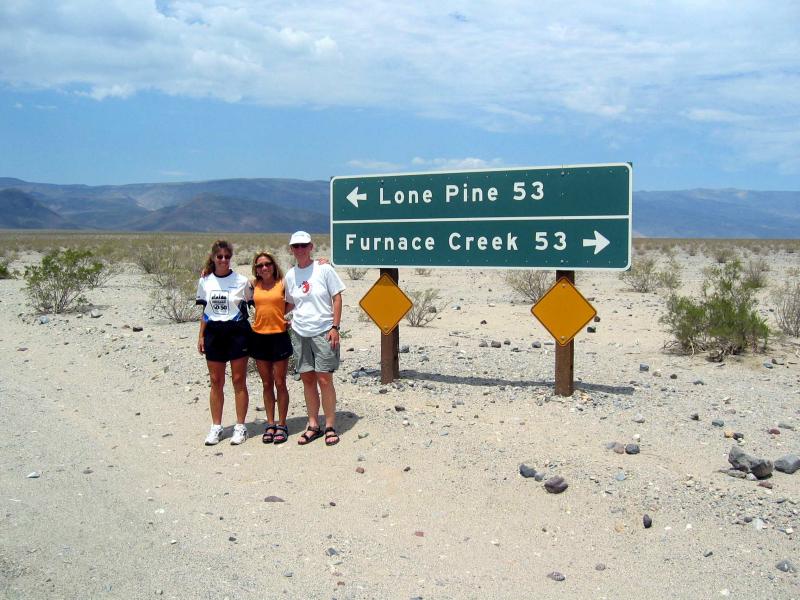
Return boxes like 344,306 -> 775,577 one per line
330,163 -> 632,270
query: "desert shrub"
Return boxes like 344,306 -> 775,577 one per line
620,257 -> 659,292
742,257 -> 770,289
148,245 -> 206,323
774,280 -> 800,336
505,270 -> 553,302
24,249 -> 105,313
150,253 -> 202,323
712,246 -> 737,264
0,259 -> 13,279
657,256 -> 683,291
346,267 -> 368,280
661,260 -> 768,357
136,244 -> 166,274
405,288 -> 443,327
414,268 -> 432,276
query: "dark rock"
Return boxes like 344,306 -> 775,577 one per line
712,419 -> 725,427
586,326 -> 596,333
399,345 -> 410,353
480,319 -> 487,325
264,496 -> 285,502
639,363 -> 650,372
690,413 -> 699,420
758,481 -> 773,489
544,476 -> 568,494
490,340 -> 502,348
670,373 -> 678,379
775,455 -> 800,475
733,432 -> 745,441
519,464 -> 538,478
768,427 -> 781,435
728,445 -> 774,479
547,571 -> 565,582
479,340 -> 488,347
643,514 -> 652,528
593,316 -> 601,322
132,326 -> 143,332
625,444 -> 640,455
595,563 -> 606,571
394,405 -> 406,412
776,560 -> 796,573
325,547 -> 339,556
355,467 -> 365,474
532,341 -> 542,349
703,550 -> 713,557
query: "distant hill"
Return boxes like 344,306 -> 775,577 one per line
0,188 -> 79,229
633,189 -> 800,238
0,177 -> 798,237
126,194 -> 327,232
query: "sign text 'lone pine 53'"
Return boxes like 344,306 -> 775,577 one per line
330,163 -> 632,270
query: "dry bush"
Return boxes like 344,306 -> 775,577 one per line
405,288 -> 444,327
414,268 -> 432,276
620,256 -> 659,292
346,267 -> 368,280
774,280 -> 800,336
743,257 -> 770,289
712,246 -> 737,264
505,270 -> 553,302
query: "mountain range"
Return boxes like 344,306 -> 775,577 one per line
0,177 -> 798,238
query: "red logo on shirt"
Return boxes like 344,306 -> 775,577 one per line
301,280 -> 311,293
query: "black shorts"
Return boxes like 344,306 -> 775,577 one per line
249,330 -> 293,362
203,319 -> 251,363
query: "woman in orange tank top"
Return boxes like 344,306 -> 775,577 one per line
249,251 -> 293,444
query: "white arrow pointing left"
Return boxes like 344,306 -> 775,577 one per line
582,230 -> 610,255
346,187 -> 367,208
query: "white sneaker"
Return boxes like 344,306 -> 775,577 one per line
231,424 -> 248,445
204,424 -> 223,446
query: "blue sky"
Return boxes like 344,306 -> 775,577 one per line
1,1 -> 799,190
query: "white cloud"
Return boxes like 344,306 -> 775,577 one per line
346,159 -> 403,171
0,0 -> 798,161
410,157 -> 506,171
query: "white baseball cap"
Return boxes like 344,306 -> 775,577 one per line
289,231 -> 312,245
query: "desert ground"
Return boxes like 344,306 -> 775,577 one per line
1,235 -> 799,600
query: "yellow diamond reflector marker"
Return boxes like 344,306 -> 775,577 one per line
359,273 -> 414,335
531,277 -> 597,346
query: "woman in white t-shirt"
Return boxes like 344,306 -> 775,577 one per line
196,240 -> 253,446
284,231 -> 346,446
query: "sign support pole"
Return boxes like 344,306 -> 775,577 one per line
379,268 -> 400,384
554,270 -> 575,396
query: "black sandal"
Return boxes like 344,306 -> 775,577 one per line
324,426 -> 340,446
273,425 -> 288,444
262,423 -> 277,444
297,426 -> 322,445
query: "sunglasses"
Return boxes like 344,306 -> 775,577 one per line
291,243 -> 310,249
256,262 -> 273,269
215,254 -> 232,260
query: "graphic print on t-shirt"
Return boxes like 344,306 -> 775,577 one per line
210,290 -> 229,314
301,280 -> 311,294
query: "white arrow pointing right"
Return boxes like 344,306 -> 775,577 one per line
583,230 -> 610,255
346,187 -> 367,208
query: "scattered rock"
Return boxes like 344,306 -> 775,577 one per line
595,563 -> 606,571
728,446 -> 774,479
532,341 -> 542,349
768,427 -> 781,435
547,571 -> 565,582
490,341 -> 502,348
132,326 -> 143,332
776,560 -> 796,573
690,413 -> 699,421
762,361 -> 773,369
586,326 -> 596,333
325,547 -> 339,556
712,419 -> 725,427
399,345 -> 410,353
394,404 -> 406,412
38,316 -> 50,324
90,310 -> 102,318
26,471 -> 40,479
414,531 -> 424,537
264,496 -> 285,502
774,455 -> 800,475
544,476 -> 568,494
639,363 -> 650,372
625,444 -> 640,455
519,464 -> 538,478
632,414 -> 645,424
355,467 -> 365,474
643,514 -> 653,529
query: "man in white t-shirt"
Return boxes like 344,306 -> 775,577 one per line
284,231 -> 346,447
